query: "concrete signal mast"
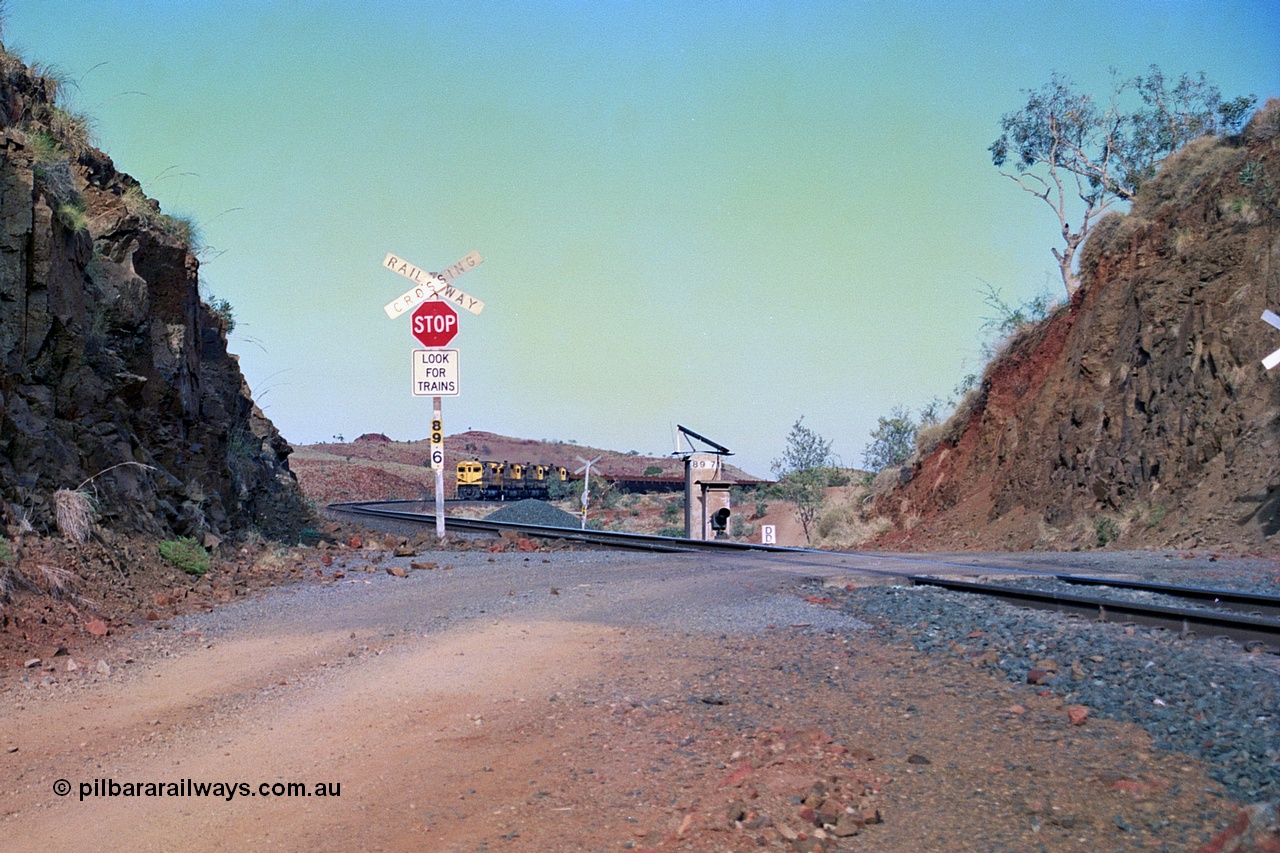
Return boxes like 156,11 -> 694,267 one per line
673,425 -> 734,540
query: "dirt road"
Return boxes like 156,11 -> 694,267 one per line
1,549 -> 1247,851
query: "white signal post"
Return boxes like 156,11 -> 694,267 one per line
574,455 -> 603,530
381,250 -> 484,540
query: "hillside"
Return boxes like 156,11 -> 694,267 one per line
871,100 -> 1280,553
0,54 -> 311,541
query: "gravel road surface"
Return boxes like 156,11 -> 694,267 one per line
2,546 -> 1273,851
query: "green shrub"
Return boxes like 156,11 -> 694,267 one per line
1094,517 -> 1120,547
158,537 -> 210,576
658,525 -> 684,538
642,465 -> 663,476
208,296 -> 236,333
30,129 -> 64,166
57,199 -> 88,232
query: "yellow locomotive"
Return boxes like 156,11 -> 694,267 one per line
455,460 -> 571,501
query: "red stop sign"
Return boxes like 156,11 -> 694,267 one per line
410,300 -> 458,347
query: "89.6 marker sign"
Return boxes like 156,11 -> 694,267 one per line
430,418 -> 444,471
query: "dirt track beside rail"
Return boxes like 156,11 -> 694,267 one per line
0,550 -> 1253,851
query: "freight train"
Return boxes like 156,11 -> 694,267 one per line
455,460 -> 572,501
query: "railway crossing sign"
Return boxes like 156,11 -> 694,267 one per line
379,248 -> 486,543
411,301 -> 459,348
382,251 -> 484,318
1262,310 -> 1280,370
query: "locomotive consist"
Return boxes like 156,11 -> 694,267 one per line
455,460 -> 571,501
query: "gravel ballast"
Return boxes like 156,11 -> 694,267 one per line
835,579 -> 1280,803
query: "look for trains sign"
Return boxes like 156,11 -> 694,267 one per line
410,301 -> 458,348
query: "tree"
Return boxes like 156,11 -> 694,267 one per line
771,417 -> 834,477
862,406 -> 916,473
771,417 -> 836,544
990,67 -> 1255,297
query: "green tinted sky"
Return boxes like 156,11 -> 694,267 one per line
9,1 -> 1279,476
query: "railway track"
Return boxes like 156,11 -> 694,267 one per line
329,500 -> 1280,653
907,575 -> 1280,653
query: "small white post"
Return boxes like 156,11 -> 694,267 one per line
575,455 -> 602,530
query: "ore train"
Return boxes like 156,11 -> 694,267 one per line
455,460 -> 572,501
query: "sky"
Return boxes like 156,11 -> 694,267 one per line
8,1 -> 1279,478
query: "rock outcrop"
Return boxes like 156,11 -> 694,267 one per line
0,53 -> 311,540
876,99 -> 1280,552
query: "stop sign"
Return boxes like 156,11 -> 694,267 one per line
410,300 -> 458,347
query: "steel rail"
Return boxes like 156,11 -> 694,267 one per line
327,500 -> 1063,574
1053,574 -> 1280,618
331,500 -> 1279,650
330,501 -> 726,553
908,575 -> 1280,652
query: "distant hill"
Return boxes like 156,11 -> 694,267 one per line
291,430 -> 766,505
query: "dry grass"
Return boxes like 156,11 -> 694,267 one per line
0,557 -> 83,605
1132,136 -> 1246,219
54,488 -> 93,544
868,465 -> 906,499
31,563 -> 75,598
810,486 -> 893,549
1244,97 -> 1280,143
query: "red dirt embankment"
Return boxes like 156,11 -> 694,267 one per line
874,101 -> 1280,555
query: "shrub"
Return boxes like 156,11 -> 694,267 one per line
207,296 -> 236,333
44,105 -> 93,156
1094,516 -> 1120,547
56,199 -> 88,232
29,129 -> 64,165
642,465 -> 663,477
157,212 -> 201,250
158,537 -> 210,576
862,406 -> 916,473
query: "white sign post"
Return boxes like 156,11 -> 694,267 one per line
382,251 -> 485,540
761,524 -> 777,545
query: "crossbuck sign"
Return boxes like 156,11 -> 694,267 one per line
383,251 -> 484,318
